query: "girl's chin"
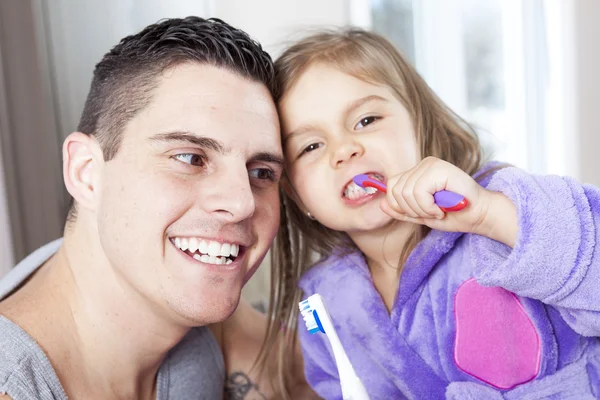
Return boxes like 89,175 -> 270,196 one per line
343,213 -> 398,234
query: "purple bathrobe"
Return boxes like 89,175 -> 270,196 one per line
298,167 -> 600,399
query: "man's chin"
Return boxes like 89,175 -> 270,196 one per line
169,291 -> 242,326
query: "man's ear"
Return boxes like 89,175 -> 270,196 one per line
62,132 -> 103,212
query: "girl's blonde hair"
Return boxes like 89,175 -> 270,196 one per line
259,28 -> 487,398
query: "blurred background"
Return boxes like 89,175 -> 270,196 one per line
0,0 -> 599,306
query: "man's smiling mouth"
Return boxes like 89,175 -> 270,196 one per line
171,237 -> 240,265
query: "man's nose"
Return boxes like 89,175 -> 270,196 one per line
201,166 -> 256,223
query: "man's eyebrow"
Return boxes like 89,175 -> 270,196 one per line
148,131 -> 282,165
148,131 -> 229,153
250,151 -> 284,167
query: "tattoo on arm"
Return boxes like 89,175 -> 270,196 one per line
224,372 -> 267,400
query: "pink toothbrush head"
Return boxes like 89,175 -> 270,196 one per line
352,173 -> 468,212
352,174 -> 387,193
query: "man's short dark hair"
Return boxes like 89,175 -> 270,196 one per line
66,16 -> 275,223
77,16 -> 276,161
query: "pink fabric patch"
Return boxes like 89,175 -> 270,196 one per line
454,278 -> 540,389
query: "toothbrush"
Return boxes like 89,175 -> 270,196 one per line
299,294 -> 370,400
352,174 -> 468,212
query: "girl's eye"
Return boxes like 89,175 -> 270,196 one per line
249,168 -> 276,181
172,153 -> 206,167
355,116 -> 379,129
300,142 -> 323,157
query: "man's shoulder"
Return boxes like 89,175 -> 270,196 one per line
0,352 -> 34,398
0,316 -> 36,368
0,316 -> 65,398
161,326 -> 225,398
171,326 -> 224,367
166,326 -> 224,371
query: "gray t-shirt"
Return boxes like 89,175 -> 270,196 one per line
0,239 -> 225,399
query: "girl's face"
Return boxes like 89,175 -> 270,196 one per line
280,63 -> 420,234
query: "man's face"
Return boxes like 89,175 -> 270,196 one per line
96,64 -> 282,326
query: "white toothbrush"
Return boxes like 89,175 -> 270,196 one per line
299,294 -> 370,400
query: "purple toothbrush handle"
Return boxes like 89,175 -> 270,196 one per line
353,174 -> 467,211
433,190 -> 467,211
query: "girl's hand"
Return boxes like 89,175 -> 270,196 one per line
380,157 -> 517,246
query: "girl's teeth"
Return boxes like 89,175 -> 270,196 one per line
344,182 -> 377,199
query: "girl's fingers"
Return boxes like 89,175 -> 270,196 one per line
413,179 -> 445,219
402,166 -> 436,218
379,199 -> 404,219
386,172 -> 418,218
379,200 -> 425,225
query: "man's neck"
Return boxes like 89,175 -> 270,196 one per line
1,226 -> 190,399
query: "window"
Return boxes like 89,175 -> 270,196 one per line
352,0 -> 554,173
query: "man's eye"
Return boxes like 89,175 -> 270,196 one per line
355,116 -> 379,129
300,142 -> 323,156
249,168 -> 275,181
172,153 -> 206,166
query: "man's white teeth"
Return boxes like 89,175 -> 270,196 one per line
188,238 -> 198,253
173,237 -> 239,265
220,243 -> 231,257
344,181 -> 378,199
177,237 -> 189,251
208,241 -> 221,257
199,240 -> 208,254
192,253 -> 232,265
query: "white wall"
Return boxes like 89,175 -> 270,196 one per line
214,0 -> 347,56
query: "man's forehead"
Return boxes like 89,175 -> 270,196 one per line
156,63 -> 272,103
147,65 -> 276,122
127,64 -> 280,150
